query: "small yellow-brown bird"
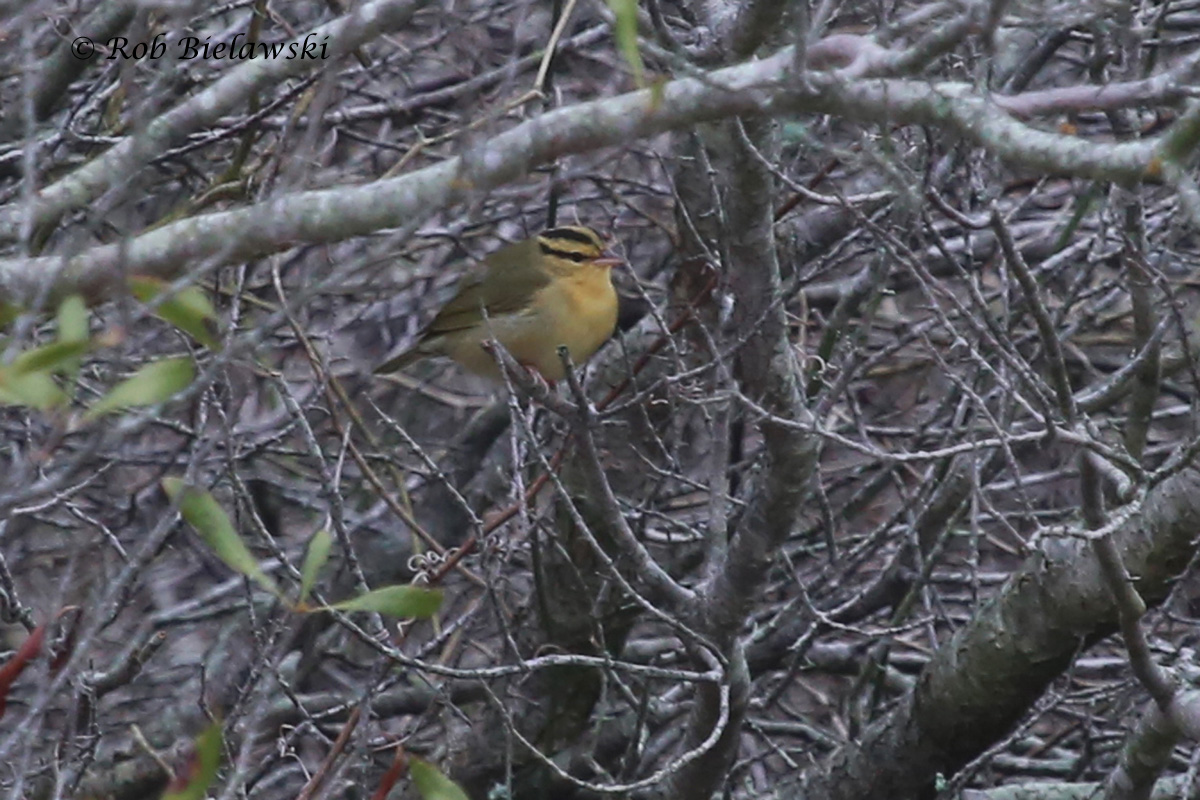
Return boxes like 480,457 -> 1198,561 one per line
374,226 -> 622,383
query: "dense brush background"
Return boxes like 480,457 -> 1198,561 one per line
4,1 -> 1200,799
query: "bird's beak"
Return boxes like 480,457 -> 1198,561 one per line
592,254 -> 624,268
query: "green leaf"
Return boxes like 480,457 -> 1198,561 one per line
57,295 -> 88,343
162,478 -> 280,595
608,0 -> 644,87
298,529 -> 333,605
0,368 -> 68,410
84,357 -> 193,420
130,277 -> 218,349
649,75 -> 666,111
161,721 -> 222,800
1053,182 -> 1101,254
410,758 -> 469,800
55,294 -> 90,379
10,340 -> 91,377
330,585 -> 442,619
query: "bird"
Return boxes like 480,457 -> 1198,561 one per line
374,225 -> 622,383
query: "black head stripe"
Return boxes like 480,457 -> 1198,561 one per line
539,242 -> 588,262
541,226 -> 601,249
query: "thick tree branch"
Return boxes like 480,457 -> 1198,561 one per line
789,464 -> 1200,800
663,114 -> 820,799
2,37 -> 1186,306
0,0 -> 432,243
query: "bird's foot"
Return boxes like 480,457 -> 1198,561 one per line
520,363 -> 557,393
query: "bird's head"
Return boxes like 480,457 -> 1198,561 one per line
537,226 -> 623,275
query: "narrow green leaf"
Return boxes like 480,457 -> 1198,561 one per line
161,288 -> 218,349
56,294 -> 90,379
298,529 -> 333,605
161,721 -> 222,800
0,368 -> 68,410
128,276 -> 160,303
330,585 -> 443,619
130,277 -> 218,349
410,758 -> 469,800
649,75 -> 667,111
607,0 -> 644,87
162,478 -> 280,595
1053,182 -> 1101,254
84,357 -> 193,420
10,340 -> 91,377
57,295 -> 88,343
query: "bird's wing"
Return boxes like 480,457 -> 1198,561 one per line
423,238 -> 552,335
373,345 -> 424,375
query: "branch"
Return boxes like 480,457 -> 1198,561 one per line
31,1 -> 136,124
790,464 -> 1200,799
664,115 -> 820,799
3,38 -> 1182,305
0,0 -> 432,242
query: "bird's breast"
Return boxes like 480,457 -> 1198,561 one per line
553,269 -> 618,354
505,269 -> 616,378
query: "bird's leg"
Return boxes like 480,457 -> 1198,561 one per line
520,363 -> 557,392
